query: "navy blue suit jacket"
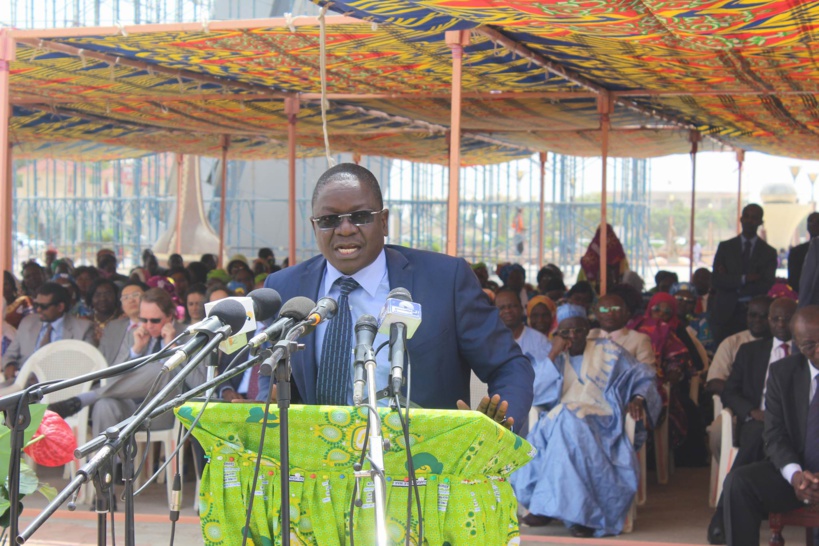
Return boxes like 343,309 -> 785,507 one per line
259,245 -> 534,428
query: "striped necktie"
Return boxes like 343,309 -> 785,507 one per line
316,277 -> 359,405
38,324 -> 52,350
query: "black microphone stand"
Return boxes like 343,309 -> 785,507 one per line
17,326 -> 230,546
0,351 -> 163,546
272,338 -> 300,546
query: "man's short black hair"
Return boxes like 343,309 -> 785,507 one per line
311,163 -> 384,210
568,281 -> 595,297
258,247 -> 275,262
495,287 -> 521,304
36,281 -> 71,309
168,267 -> 191,282
123,279 -> 149,292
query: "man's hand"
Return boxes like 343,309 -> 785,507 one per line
132,325 -> 150,354
750,409 -> 765,422
161,322 -> 176,345
627,396 -> 645,422
221,388 -> 246,403
457,394 -> 514,430
791,471 -> 819,505
3,364 -> 17,382
549,336 -> 569,361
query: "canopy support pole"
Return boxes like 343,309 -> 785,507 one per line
0,31 -> 14,328
538,152 -> 547,269
689,130 -> 701,279
218,135 -> 230,268
286,97 -> 299,267
175,153 -> 183,255
736,149 -> 745,234
445,30 -> 469,257
598,94 -> 611,295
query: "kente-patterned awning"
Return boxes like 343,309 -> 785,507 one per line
8,1 -> 819,162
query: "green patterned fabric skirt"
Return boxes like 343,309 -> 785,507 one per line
176,403 -> 534,545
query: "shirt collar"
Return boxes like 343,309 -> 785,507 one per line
43,315 -> 65,329
810,360 -> 819,382
324,249 -> 387,298
740,234 -> 758,245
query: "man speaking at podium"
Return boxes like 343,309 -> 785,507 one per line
260,163 -> 534,430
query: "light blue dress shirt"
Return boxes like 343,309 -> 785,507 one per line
36,316 -> 65,347
314,250 -> 392,406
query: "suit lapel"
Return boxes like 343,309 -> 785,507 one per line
754,339 -> 774,400
795,355 -> 811,443
298,257 -> 327,403
385,246 -> 413,296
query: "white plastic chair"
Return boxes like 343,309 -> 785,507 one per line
5,340 -> 109,504
654,382 -> 673,484
134,419 -> 184,506
709,394 -> 724,507
715,407 -> 739,505
623,414 -> 641,533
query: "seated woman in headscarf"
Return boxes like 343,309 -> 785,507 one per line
526,295 -> 556,339
627,292 -> 696,450
578,223 -> 629,294
513,303 -> 660,537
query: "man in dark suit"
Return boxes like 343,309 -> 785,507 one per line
711,204 -> 777,345
97,280 -> 148,365
788,212 -> 819,293
722,305 -> 819,545
260,163 -> 534,430
2,282 -> 94,380
708,297 -> 796,543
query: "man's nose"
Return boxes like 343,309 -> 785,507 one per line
336,216 -> 359,234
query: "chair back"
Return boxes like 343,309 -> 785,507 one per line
19,340 -> 108,403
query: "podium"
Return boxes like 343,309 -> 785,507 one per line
177,403 -> 534,545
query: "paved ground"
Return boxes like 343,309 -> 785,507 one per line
14,465 -> 808,545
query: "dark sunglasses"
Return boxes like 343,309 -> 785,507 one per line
597,305 -> 622,314
557,327 -> 588,338
139,317 -> 163,324
311,209 -> 384,230
33,301 -> 59,310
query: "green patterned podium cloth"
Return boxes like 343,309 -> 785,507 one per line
176,403 -> 534,546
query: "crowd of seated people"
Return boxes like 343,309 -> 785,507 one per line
2,200 -> 819,543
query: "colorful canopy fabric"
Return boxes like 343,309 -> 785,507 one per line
8,1 -> 819,162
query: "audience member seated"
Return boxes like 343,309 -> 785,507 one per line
578,223 -> 628,293
512,303 -> 660,537
610,282 -> 645,321
629,293 -> 696,451
200,253 -> 217,273
708,297 -> 798,544
86,278 -> 122,346
97,252 -> 129,286
540,277 -> 566,303
721,305 -> 819,545
676,282 -> 716,360
566,281 -> 595,313
471,262 -> 490,289
526,295 -> 556,339
186,261 -> 208,285
536,264 -> 563,295
20,261 -> 47,299
97,280 -> 147,365
500,263 -> 534,311
2,282 -> 94,382
167,267 -> 190,302
48,288 -> 193,436
692,268 -> 713,314
588,294 -> 655,367
184,283 -> 207,325
495,288 -> 551,362
258,247 -> 276,270
167,253 -> 184,271
4,270 -> 33,330
651,270 -> 678,294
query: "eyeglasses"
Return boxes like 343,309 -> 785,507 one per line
121,293 -> 142,301
33,301 -> 58,311
139,317 -> 163,324
311,209 -> 384,230
557,327 -> 588,338
597,305 -> 622,314
651,305 -> 673,314
674,296 -> 696,304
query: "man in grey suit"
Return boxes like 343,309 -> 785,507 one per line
2,282 -> 94,380
711,204 -> 777,345
97,280 -> 148,366
49,287 -> 192,436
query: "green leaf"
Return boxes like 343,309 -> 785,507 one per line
37,483 -> 58,502
16,464 -> 39,496
0,404 -> 47,487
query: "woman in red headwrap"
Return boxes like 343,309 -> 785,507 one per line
579,224 -> 628,293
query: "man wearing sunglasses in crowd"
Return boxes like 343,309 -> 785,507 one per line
259,163 -> 533,431
513,303 -> 659,537
49,288 -> 191,439
2,282 -> 94,383
588,294 -> 655,368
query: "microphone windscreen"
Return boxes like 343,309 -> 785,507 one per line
248,288 -> 282,321
209,298 -> 250,335
280,296 -> 316,320
388,287 -> 412,302
356,314 -> 379,332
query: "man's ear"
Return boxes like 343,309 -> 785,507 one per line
381,208 -> 389,238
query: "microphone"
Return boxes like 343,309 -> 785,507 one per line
377,288 -> 422,394
247,288 -> 283,322
162,298 -> 247,372
249,296 -> 315,351
353,314 -> 378,405
304,297 -> 338,329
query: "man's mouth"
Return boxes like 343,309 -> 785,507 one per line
336,244 -> 360,256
